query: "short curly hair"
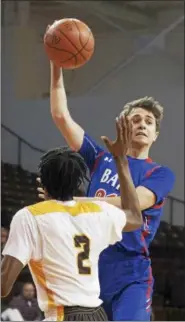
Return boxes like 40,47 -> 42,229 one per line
122,96 -> 164,132
39,147 -> 89,201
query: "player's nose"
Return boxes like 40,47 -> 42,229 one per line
138,123 -> 146,130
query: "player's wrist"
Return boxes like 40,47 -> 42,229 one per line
114,156 -> 129,170
114,155 -> 128,163
50,62 -> 63,79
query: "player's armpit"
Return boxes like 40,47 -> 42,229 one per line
1,255 -> 24,297
136,186 -> 156,210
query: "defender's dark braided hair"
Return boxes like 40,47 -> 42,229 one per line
38,147 -> 89,201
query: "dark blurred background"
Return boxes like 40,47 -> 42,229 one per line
1,1 -> 185,320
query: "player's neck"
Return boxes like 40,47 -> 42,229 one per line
127,147 -> 149,159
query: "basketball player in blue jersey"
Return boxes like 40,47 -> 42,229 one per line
43,61 -> 175,321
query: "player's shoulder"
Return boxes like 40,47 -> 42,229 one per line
145,160 -> 175,180
150,160 -> 174,175
13,207 -> 29,219
26,200 -> 55,216
158,164 -> 174,174
11,206 -> 34,226
158,164 -> 175,181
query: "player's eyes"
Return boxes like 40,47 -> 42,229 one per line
146,120 -> 153,125
132,118 -> 140,123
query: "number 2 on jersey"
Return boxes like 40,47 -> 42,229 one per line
74,235 -> 91,275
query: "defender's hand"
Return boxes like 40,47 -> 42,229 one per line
36,178 -> 46,200
101,115 -> 132,157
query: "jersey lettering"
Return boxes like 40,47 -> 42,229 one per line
95,189 -> 118,198
100,169 -> 120,190
100,169 -> 112,183
107,174 -> 118,187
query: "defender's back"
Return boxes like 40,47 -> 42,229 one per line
26,200 -> 126,313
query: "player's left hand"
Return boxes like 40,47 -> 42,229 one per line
101,115 -> 132,158
36,178 -> 46,200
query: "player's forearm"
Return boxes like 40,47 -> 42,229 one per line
114,156 -> 142,228
50,62 -> 70,118
50,62 -> 84,150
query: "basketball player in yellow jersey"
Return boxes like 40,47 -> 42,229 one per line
1,117 -> 142,321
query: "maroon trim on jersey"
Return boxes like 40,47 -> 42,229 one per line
153,199 -> 166,209
142,216 -> 151,238
146,157 -> 153,163
90,151 -> 105,176
141,216 -> 151,256
141,234 -> 148,256
146,266 -> 153,311
145,165 -> 161,178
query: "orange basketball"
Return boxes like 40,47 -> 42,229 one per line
44,18 -> 95,69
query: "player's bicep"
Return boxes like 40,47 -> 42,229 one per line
136,186 -> 156,210
78,133 -> 104,172
2,209 -> 36,266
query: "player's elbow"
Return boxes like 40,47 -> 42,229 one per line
51,114 -> 75,146
123,210 -> 143,232
1,286 -> 9,298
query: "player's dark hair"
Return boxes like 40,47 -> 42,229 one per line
38,147 -> 89,201
122,96 -> 164,132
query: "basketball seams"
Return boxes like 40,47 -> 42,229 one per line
83,34 -> 95,52
45,43 -> 77,67
57,29 -> 86,61
72,20 -> 93,53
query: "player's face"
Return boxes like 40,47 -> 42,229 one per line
127,108 -> 158,147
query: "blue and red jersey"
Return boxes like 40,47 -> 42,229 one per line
78,133 -> 175,298
79,133 -> 175,256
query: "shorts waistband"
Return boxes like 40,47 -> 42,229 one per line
45,306 -> 64,321
45,305 -> 102,320
64,305 -> 102,313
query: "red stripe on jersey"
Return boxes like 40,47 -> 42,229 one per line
146,157 -> 153,163
153,199 -> 166,209
90,151 -> 105,176
145,165 -> 161,178
146,266 -> 153,312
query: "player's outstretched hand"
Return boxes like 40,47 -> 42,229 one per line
36,177 -> 46,200
101,115 -> 132,158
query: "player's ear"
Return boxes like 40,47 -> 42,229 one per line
153,132 -> 159,142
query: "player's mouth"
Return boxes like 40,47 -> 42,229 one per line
136,132 -> 147,137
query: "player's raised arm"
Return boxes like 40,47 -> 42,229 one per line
101,116 -> 142,232
50,60 -> 105,172
50,61 -> 84,151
